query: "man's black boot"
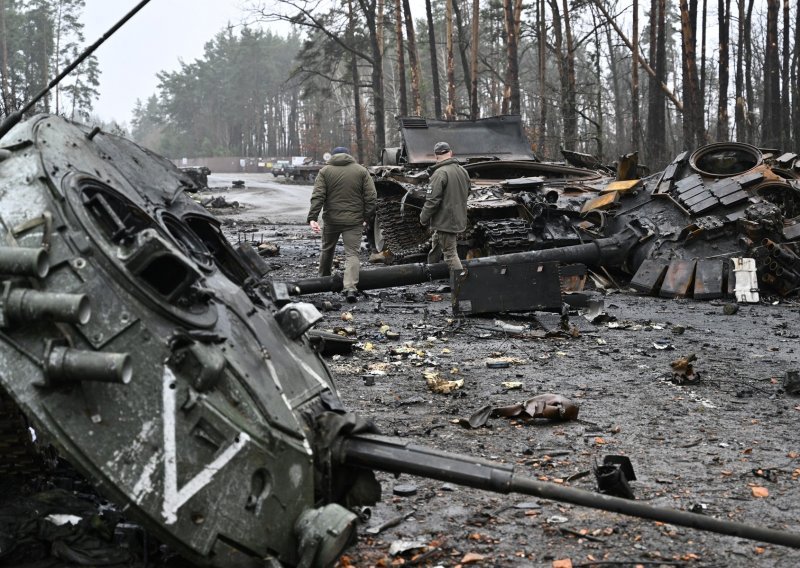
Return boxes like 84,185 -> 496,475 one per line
345,290 -> 358,303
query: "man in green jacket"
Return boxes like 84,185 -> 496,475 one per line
419,141 -> 470,271
307,146 -> 377,303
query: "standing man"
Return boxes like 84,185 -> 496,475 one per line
419,141 -> 470,271
307,146 -> 377,303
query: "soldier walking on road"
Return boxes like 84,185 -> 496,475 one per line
420,141 -> 471,271
307,146 -> 377,303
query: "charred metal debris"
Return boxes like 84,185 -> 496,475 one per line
340,116 -> 800,310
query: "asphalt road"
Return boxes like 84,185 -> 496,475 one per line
205,173 -> 313,223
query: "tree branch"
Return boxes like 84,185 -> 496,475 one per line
591,0 -> 683,112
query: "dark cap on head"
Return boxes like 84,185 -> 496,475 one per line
433,141 -> 451,155
332,146 -> 350,155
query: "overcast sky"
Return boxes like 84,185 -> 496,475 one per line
82,0 -> 258,125
81,0 -> 429,127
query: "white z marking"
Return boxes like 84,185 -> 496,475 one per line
161,366 -> 250,524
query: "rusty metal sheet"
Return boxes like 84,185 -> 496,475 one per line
629,259 -> 669,295
659,260 -> 697,298
601,179 -> 642,194
580,191 -> 620,213
694,260 -> 725,299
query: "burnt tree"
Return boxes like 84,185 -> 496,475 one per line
762,0 -> 781,148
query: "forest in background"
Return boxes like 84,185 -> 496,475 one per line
0,0 -> 795,170
0,0 -> 100,124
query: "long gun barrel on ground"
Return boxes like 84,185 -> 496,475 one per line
341,434 -> 800,549
287,232 -> 637,295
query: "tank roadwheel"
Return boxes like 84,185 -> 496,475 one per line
366,217 -> 386,253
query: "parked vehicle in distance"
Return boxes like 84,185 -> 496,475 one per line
271,160 -> 290,177
286,162 -> 323,182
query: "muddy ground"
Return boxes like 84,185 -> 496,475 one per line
203,174 -> 800,567
2,173 -> 798,568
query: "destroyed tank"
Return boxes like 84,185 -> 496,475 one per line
296,141 -> 800,309
369,115 -> 620,260
3,115 -> 800,564
2,8 -> 800,562
369,115 -> 799,300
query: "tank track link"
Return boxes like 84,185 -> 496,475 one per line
375,196 -> 432,260
473,218 -> 536,255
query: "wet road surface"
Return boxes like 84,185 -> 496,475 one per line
205,173 -> 313,223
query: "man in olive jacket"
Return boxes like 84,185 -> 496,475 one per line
307,146 -> 377,303
419,141 -> 470,271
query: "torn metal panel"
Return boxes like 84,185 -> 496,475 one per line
659,260 -> 697,298
694,260 -> 726,300
451,261 -> 563,315
630,259 -> 669,295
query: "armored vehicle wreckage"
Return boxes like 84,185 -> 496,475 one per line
369,115 -> 623,260
364,116 -> 800,301
3,114 -> 800,566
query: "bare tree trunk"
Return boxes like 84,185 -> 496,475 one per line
349,0 -> 365,162
501,0 -> 522,114
744,0 -> 755,143
679,0 -> 704,147
716,0 -> 729,140
605,16 -> 625,155
592,0 -> 682,112
762,0 -> 781,148
561,0 -> 577,148
445,0 -> 456,119
549,0 -> 567,147
536,0 -> 547,153
734,0 -> 745,141
451,0 -> 472,109
470,0 -> 479,119
425,0 -> 442,118
0,0 -> 10,115
699,0 -> 707,126
394,0 -> 408,115
781,0 -> 790,146
402,0 -> 423,116
377,0 -> 385,56
792,0 -> 800,147
631,0 -> 640,151
359,0 -> 387,158
594,20 -> 604,159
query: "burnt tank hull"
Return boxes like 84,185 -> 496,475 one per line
0,115 -> 355,567
371,115 -> 613,261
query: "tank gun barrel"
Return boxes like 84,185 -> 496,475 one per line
340,434 -> 800,549
288,231 -> 637,295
